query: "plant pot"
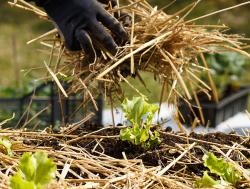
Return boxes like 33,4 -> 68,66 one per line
178,87 -> 250,128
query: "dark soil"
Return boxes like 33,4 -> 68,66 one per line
29,127 -> 250,177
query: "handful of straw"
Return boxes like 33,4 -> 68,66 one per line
9,0 -> 250,117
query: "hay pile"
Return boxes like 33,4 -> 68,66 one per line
0,128 -> 249,188
9,0 -> 250,112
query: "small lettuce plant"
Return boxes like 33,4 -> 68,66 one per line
10,151 -> 56,189
120,96 -> 161,149
195,152 -> 243,188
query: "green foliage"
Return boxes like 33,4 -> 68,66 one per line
203,152 -> 242,186
0,76 -> 47,98
202,52 -> 248,90
10,173 -> 36,189
121,96 -> 159,126
0,137 -> 13,157
195,152 -> 243,188
195,171 -> 219,188
120,96 -> 161,149
10,152 -> 56,189
0,76 -> 52,129
205,52 -> 247,79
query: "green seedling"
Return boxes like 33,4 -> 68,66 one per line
195,152 -> 243,188
10,151 -> 56,189
120,96 -> 161,149
195,171 -> 219,188
0,136 -> 14,157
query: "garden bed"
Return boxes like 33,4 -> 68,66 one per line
0,126 -> 249,188
4,1 -> 250,188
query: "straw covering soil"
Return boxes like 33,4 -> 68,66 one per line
0,127 -> 249,188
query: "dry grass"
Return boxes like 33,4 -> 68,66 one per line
0,127 -> 249,188
0,128 -> 193,189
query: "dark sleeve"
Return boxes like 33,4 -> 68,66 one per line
25,0 -> 51,7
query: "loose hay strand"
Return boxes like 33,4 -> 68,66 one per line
44,61 -> 68,98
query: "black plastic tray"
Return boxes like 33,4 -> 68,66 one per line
179,87 -> 250,127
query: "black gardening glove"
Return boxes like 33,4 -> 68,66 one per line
31,0 -> 128,63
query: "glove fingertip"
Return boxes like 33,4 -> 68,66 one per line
107,41 -> 118,56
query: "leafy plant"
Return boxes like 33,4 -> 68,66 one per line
201,51 -> 249,98
10,151 -> 56,189
0,136 -> 13,157
120,96 -> 161,149
195,171 -> 219,188
0,75 -> 42,98
204,152 -> 242,185
195,152 -> 243,188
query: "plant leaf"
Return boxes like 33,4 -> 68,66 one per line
203,152 -> 242,186
120,128 -> 132,141
140,128 -> 149,143
19,152 -> 36,181
10,152 -> 56,189
195,171 -> 219,188
10,171 -> 35,189
120,96 -> 160,149
33,151 -> 57,185
0,136 -> 14,157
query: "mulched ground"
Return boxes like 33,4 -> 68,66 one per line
30,126 -> 250,177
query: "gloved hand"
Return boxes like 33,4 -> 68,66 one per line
31,0 -> 128,63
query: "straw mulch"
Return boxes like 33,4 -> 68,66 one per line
0,127 -> 249,189
5,1 -> 250,188
8,0 -> 250,111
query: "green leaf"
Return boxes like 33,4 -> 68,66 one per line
10,171 -> 35,189
150,130 -> 161,142
121,97 -> 138,125
120,128 -> 132,142
10,152 -> 56,189
120,96 -> 161,149
203,152 -> 242,186
122,97 -> 159,127
140,128 -> 149,143
0,136 -> 14,157
147,131 -> 161,148
195,171 -> 219,188
204,51 -> 247,87
33,152 -> 57,185
19,152 -> 36,181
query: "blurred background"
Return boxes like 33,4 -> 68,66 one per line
0,0 -> 250,129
